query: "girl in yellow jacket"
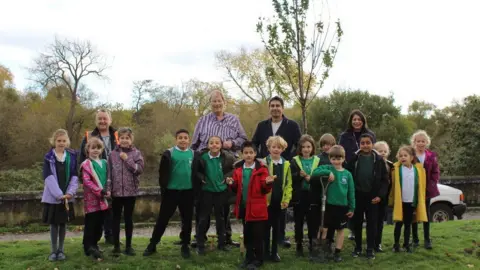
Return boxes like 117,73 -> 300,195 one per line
388,145 -> 427,253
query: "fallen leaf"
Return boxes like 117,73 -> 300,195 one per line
176,265 -> 181,269
467,264 -> 474,268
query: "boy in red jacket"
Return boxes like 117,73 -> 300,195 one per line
227,141 -> 274,269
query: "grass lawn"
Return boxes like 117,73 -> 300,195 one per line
0,220 -> 479,270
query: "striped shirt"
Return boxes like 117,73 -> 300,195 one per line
191,112 -> 247,153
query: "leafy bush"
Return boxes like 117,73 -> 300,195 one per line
0,163 -> 43,192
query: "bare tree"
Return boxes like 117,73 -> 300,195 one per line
131,79 -> 161,123
29,37 -> 109,136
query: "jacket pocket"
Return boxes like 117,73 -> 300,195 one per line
249,198 -> 268,219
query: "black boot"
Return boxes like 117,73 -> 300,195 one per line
181,245 -> 191,258
143,243 -> 157,256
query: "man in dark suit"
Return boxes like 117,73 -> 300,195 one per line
252,96 -> 302,249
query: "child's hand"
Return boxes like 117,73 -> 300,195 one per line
305,175 -> 311,182
106,191 -> 111,198
300,170 -> 307,177
328,172 -> 335,182
371,197 -> 381,204
226,177 -> 234,185
64,194 -> 72,200
266,175 -> 277,184
281,202 -> 288,209
120,152 -> 128,160
346,212 -> 354,218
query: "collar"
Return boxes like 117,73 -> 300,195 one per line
270,157 -> 283,165
175,146 -> 190,152
54,150 -> 66,162
208,151 -> 221,159
243,162 -> 255,169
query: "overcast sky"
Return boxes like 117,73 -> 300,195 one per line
1,0 -> 478,112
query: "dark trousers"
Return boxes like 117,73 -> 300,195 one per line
196,191 -> 227,248
412,198 -> 431,243
103,208 -> 113,238
193,198 -> 232,243
294,192 -> 320,247
112,196 -> 136,248
279,209 -> 287,242
243,219 -> 266,264
353,192 -> 379,251
375,198 -> 388,247
150,189 -> 194,246
394,202 -> 415,246
83,210 -> 106,252
264,204 -> 281,255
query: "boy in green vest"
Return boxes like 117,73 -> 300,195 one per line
291,135 -> 321,258
143,129 -> 198,258
312,145 -> 355,262
263,136 -> 292,262
196,136 -> 235,255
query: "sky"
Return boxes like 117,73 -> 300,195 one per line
1,0 -> 479,112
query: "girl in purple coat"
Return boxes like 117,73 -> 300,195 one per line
41,129 -> 79,261
107,127 -> 145,256
410,130 -> 440,249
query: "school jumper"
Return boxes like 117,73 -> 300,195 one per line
195,150 -> 235,251
81,159 -> 109,255
231,159 -> 272,267
264,156 -> 292,260
346,149 -> 389,254
389,162 -> 428,249
107,146 -> 144,250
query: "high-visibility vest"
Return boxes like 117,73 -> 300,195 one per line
85,130 -> 119,145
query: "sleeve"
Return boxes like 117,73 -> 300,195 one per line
158,151 -> 170,189
388,170 -> 395,207
347,172 -> 356,212
79,137 -> 88,165
43,160 -> 64,200
378,159 -> 389,199
230,169 -> 239,192
223,153 -> 235,178
251,123 -> 261,151
66,154 -> 79,196
431,152 -> 440,184
107,156 -> 113,193
124,150 -> 145,175
312,165 -> 334,177
290,159 -> 302,184
82,168 -> 103,198
231,117 -> 248,151
191,118 -> 203,151
282,166 -> 293,205
260,169 -> 273,194
290,122 -> 302,158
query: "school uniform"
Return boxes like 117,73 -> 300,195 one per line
196,150 -> 235,250
346,150 -> 389,254
375,159 -> 394,250
264,156 -> 292,260
231,159 -> 271,267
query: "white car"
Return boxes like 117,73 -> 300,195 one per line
430,184 -> 467,222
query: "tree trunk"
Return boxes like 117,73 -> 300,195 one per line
301,104 -> 308,134
66,94 -> 76,137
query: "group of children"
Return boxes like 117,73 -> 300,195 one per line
41,126 -> 434,269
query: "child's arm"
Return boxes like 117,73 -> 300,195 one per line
311,165 -> 334,177
223,152 -> 236,178
124,150 -> 145,176
378,159 -> 389,200
260,170 -> 273,194
229,170 -> 239,192
347,172 -> 356,213
82,167 -> 103,198
107,156 -> 113,194
281,167 -> 293,208
431,152 -> 440,184
290,160 -> 302,184
388,169 -> 395,207
43,159 -> 64,200
66,153 -> 79,198
158,150 -> 171,189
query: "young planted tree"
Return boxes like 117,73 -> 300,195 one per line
29,37 -> 109,137
257,0 -> 343,133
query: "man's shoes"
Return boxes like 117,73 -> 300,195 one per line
181,245 -> 191,259
143,243 -> 157,256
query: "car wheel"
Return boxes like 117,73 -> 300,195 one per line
430,203 -> 454,222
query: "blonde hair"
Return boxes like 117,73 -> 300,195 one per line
374,141 -> 391,155
266,136 -> 288,150
396,145 -> 417,164
84,137 -> 104,156
49,129 -> 71,147
319,133 -> 336,147
95,108 -> 112,124
209,90 -> 226,103
410,130 -> 431,148
118,127 -> 134,141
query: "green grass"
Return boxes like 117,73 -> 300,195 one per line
0,220 -> 479,270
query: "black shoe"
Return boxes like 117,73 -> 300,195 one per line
333,253 -> 343,262
366,250 -> 375,260
296,244 -> 304,257
191,241 -> 198,248
143,243 -> 157,256
88,247 -> 103,260
105,236 -> 115,245
112,246 -> 121,256
181,245 -> 191,259
226,239 -> 241,247
393,244 -> 400,253
124,247 -> 136,256
218,245 -> 230,252
283,240 -> 291,248
348,232 -> 355,240
425,240 -> 433,250
413,241 -> 419,248
196,247 -> 206,256
351,249 -> 361,258
246,264 -> 258,270
239,259 -> 250,269
375,245 -> 384,253
173,240 -> 183,246
271,253 -> 281,262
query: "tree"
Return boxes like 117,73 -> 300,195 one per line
28,37 -> 109,137
215,48 -> 285,104
257,0 -> 343,133
0,64 -> 14,89
131,80 -> 161,124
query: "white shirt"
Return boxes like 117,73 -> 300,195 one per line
243,162 -> 255,169
208,152 -> 220,159
417,152 -> 426,165
271,120 -> 282,135
175,146 -> 190,152
93,159 -> 103,167
401,165 -> 415,203
271,158 -> 283,165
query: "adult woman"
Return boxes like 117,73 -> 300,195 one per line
339,109 -> 376,241
190,90 -> 247,247
79,109 -> 119,246
411,130 -> 440,250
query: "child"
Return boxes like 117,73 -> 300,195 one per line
389,145 -> 428,252
81,137 -> 109,260
143,129 -> 198,258
410,130 -> 440,250
195,136 -> 235,255
107,127 -> 145,256
373,141 -> 394,252
41,129 -> 79,261
264,136 -> 292,262
227,141 -> 273,269
346,133 -> 388,260
291,135 -> 321,257
318,133 -> 336,164
312,145 -> 355,262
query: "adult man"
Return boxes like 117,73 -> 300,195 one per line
252,96 -> 302,249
